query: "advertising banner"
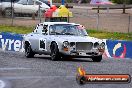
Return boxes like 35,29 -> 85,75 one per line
105,40 -> 132,59
0,32 -> 24,52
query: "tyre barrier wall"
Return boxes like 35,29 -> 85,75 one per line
0,32 -> 24,52
0,32 -> 132,59
104,40 -> 132,59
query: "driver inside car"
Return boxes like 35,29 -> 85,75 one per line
61,26 -> 75,35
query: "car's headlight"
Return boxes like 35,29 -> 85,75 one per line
63,41 -> 69,47
99,42 -> 105,49
94,42 -> 99,48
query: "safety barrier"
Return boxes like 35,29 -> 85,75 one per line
0,32 -> 24,52
104,40 -> 132,59
0,32 -> 132,59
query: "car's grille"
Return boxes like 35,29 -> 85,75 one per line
76,42 -> 93,51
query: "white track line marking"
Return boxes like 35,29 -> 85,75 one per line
0,76 -> 75,80
0,68 -> 31,70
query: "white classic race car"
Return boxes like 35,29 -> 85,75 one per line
23,22 -> 105,62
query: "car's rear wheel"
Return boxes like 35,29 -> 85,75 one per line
50,42 -> 61,61
25,43 -> 35,58
92,55 -> 102,62
4,8 -> 13,17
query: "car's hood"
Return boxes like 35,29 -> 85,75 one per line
50,35 -> 103,43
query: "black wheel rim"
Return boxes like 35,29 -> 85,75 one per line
25,46 -> 30,56
5,9 -> 11,17
51,45 -> 56,60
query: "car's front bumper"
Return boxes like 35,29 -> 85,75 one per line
60,49 -> 104,58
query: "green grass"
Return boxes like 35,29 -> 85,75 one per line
87,30 -> 132,41
0,25 -> 34,34
0,25 -> 132,41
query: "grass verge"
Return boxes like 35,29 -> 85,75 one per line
0,25 -> 132,41
0,25 -> 34,34
87,30 -> 132,41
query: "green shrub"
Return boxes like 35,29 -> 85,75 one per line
111,0 -> 131,4
53,0 -> 72,3
52,0 -> 90,3
53,0 -> 132,4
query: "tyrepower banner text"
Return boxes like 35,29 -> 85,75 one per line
0,32 -> 24,52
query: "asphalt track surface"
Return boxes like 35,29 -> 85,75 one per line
0,50 -> 132,88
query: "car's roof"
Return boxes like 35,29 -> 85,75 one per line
42,22 -> 77,25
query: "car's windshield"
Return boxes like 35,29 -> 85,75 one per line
39,0 -> 48,3
75,25 -> 88,36
49,24 -> 88,36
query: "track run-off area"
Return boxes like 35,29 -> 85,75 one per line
0,50 -> 131,88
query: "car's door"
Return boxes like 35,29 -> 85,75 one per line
22,0 -> 38,14
37,24 -> 48,52
14,0 -> 27,13
30,24 -> 48,52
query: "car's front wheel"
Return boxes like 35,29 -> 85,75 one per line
50,42 -> 61,61
92,55 -> 102,62
25,43 -> 35,58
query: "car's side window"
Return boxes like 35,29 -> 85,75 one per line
33,24 -> 48,35
17,0 -> 27,5
49,25 -> 56,35
33,24 -> 40,33
33,26 -> 38,33
28,0 -> 34,5
37,25 -> 43,34
35,1 -> 42,5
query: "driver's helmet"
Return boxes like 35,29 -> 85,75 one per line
77,25 -> 85,29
